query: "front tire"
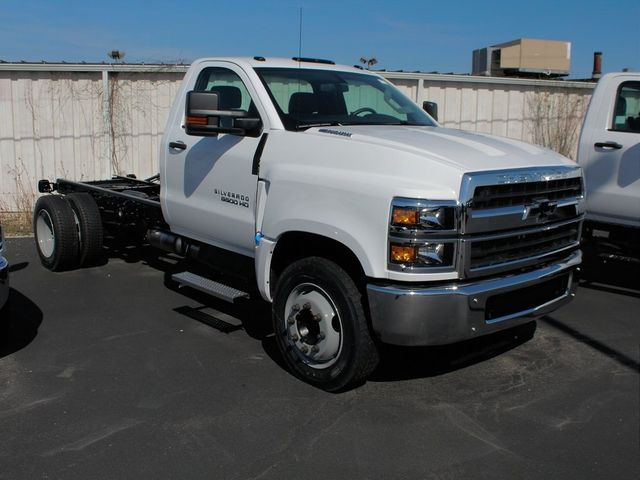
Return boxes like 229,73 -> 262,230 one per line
33,195 -> 79,271
272,257 -> 379,392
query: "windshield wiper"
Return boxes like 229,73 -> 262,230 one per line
379,121 -> 426,126
294,122 -> 343,131
294,121 -> 430,130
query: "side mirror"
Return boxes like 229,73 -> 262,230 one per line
185,91 -> 262,137
422,101 -> 438,121
234,117 -> 262,131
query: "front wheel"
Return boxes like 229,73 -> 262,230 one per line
272,257 -> 379,392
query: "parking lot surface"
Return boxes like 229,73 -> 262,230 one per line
0,237 -> 638,479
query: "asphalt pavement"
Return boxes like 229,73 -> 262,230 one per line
0,237 -> 638,479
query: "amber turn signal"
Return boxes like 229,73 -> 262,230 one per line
390,244 -> 416,263
392,207 -> 419,225
186,116 -> 208,125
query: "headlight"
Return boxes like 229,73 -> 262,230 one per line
388,198 -> 459,272
390,242 -> 454,267
391,199 -> 457,232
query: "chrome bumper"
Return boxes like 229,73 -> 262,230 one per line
367,251 -> 581,346
0,255 -> 9,310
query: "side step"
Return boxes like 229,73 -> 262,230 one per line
171,271 -> 249,303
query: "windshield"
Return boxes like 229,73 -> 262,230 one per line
255,67 -> 437,131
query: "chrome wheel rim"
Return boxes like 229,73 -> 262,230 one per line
283,283 -> 343,369
36,210 -> 55,258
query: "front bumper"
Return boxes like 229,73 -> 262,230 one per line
0,255 -> 9,310
367,251 -> 581,346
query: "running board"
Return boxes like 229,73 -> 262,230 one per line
171,272 -> 249,303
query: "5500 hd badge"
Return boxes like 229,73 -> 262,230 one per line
214,188 -> 250,208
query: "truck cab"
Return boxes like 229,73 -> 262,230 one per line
578,72 -> 640,260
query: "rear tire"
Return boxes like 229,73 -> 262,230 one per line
272,257 -> 379,392
66,192 -> 104,266
33,195 -> 79,271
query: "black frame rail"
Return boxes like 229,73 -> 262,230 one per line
39,178 -> 162,209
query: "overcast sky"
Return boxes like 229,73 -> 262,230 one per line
1,0 -> 638,78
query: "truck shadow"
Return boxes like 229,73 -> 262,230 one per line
164,276 -> 538,383
370,321 -> 537,382
102,240 -> 158,266
540,315 -> 639,374
100,244 -> 541,383
579,249 -> 639,297
166,286 -> 287,369
0,289 -> 43,359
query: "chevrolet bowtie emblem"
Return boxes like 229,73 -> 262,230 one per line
523,198 -> 558,221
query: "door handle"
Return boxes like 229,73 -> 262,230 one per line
168,141 -> 187,150
594,141 -> 623,150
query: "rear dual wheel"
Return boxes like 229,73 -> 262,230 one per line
34,193 -> 103,271
67,193 -> 103,266
34,195 -> 79,271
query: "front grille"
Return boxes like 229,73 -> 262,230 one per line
470,221 -> 580,270
472,177 -> 582,210
459,168 -> 585,277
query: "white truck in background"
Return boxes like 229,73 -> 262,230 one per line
578,72 -> 640,263
33,57 -> 585,391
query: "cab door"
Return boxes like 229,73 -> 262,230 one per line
580,76 -> 640,226
162,62 -> 266,256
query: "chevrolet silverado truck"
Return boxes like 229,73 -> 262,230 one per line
34,57 -> 585,391
577,72 -> 640,263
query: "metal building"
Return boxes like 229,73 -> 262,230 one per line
473,38 -> 571,78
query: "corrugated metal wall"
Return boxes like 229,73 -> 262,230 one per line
388,74 -> 593,155
0,64 -> 594,211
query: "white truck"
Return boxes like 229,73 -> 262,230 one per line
34,57 -> 585,391
578,72 -> 640,263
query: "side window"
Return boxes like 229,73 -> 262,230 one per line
612,81 -> 640,133
259,74 -> 313,114
194,67 -> 255,113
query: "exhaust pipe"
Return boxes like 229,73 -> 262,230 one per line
147,229 -> 200,258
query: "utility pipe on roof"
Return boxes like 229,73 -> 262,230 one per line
592,52 -> 602,80
102,70 -> 113,178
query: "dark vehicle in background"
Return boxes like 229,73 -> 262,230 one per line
0,224 -> 9,313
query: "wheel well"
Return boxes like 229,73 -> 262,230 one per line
270,232 -> 366,290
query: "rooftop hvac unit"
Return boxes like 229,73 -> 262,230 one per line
472,38 -> 571,77
472,48 -> 491,76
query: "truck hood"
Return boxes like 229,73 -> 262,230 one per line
311,125 -> 574,171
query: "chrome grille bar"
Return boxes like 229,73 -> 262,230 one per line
468,220 -> 581,271
472,177 -> 582,209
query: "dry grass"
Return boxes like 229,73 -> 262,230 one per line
0,211 -> 33,237
1,163 -> 36,237
526,90 -> 587,159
